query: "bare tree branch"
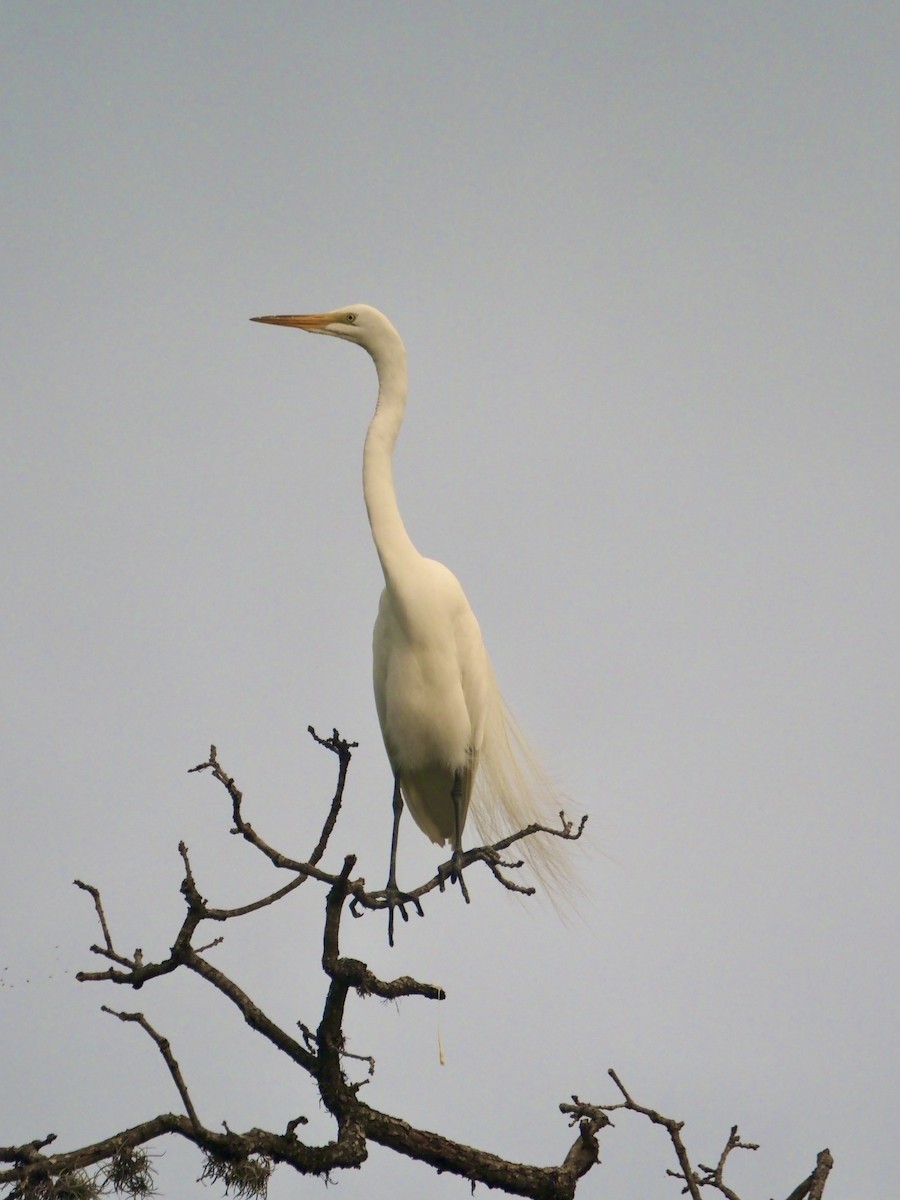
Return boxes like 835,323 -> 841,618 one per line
783,1148 -> 834,1200
695,1125 -> 759,1200
100,1007 -> 201,1129
2,736 -> 829,1200
604,1068 -> 703,1200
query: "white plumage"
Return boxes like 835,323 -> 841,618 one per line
252,304 -> 578,912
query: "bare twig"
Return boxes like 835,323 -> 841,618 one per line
100,1007 -> 201,1129
73,879 -> 134,969
606,1069 -> 703,1200
188,744 -> 345,901
306,726 -> 357,865
696,1125 -> 759,1200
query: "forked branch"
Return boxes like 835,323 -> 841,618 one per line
1,735 -> 828,1200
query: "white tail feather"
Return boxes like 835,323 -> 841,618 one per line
469,665 -> 585,914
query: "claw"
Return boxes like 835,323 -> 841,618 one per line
452,850 -> 471,904
385,883 -> 424,947
436,850 -> 471,904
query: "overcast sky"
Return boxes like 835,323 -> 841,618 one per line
2,4 -> 897,1199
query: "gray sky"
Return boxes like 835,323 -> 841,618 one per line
2,4 -> 897,1198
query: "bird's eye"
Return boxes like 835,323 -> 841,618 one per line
346,313 -> 356,323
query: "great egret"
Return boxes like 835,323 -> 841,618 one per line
252,305 -> 578,937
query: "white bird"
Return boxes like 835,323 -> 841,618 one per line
252,304 -> 579,939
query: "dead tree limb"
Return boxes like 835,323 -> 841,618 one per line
1,734 -> 828,1200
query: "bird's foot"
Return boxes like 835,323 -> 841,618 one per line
383,880 -> 424,948
437,851 -> 471,905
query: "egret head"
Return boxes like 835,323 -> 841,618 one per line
251,304 -> 402,361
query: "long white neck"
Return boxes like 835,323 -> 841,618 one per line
362,339 -> 419,584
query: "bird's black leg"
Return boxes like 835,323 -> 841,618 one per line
450,771 -> 471,905
385,776 -> 422,946
387,776 -> 404,889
